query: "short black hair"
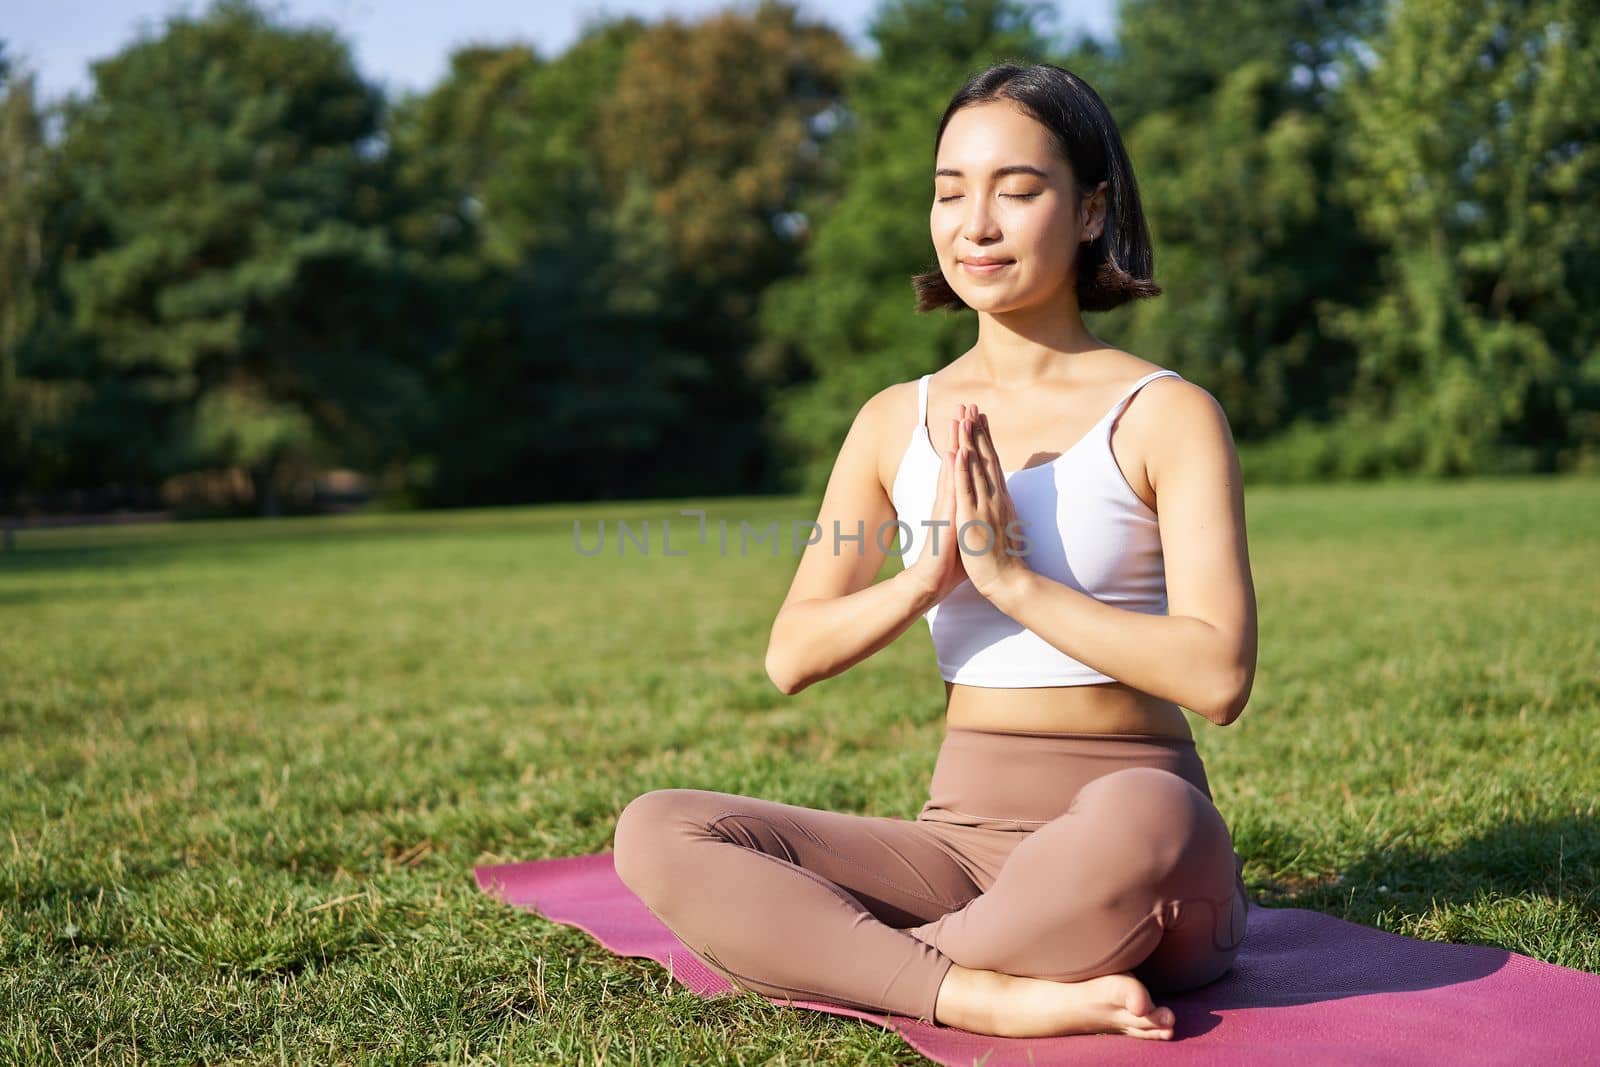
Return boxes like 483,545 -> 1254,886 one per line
913,62 -> 1162,314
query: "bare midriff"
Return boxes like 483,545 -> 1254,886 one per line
942,679 -> 1195,740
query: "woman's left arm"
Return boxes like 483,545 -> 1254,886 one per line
974,383 -> 1258,726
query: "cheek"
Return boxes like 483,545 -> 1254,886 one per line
1024,216 -> 1078,268
1017,205 -> 1071,244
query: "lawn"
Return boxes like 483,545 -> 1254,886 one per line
3,475 -> 1597,1063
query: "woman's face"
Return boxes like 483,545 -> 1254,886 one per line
931,100 -> 1104,314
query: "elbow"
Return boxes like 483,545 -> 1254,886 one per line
764,612 -> 793,695
765,656 -> 800,696
766,605 -> 826,696
1207,665 -> 1254,727
765,644 -> 821,697
764,638 -> 804,696
764,644 -> 793,695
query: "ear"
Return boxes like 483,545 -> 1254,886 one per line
1083,179 -> 1109,231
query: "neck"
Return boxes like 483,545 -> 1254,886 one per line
970,275 -> 1103,385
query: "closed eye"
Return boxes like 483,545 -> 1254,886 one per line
936,193 -> 1040,203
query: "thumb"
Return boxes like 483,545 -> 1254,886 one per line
937,448 -> 956,517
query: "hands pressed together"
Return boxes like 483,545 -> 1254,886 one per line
907,401 -> 1034,606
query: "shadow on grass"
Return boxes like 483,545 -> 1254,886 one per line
0,521 -> 481,575
1255,813 -> 1598,926
0,498 -> 785,586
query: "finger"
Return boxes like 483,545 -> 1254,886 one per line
961,428 -> 991,557
960,412 -> 998,495
966,416 -> 994,501
954,425 -> 976,511
974,410 -> 1002,488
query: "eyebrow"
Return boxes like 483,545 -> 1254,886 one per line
934,165 -> 1050,179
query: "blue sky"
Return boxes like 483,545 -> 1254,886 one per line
4,0 -> 1120,105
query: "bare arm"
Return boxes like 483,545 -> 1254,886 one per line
764,387 -> 936,695
982,381 -> 1258,725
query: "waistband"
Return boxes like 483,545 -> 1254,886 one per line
942,725 -> 1197,746
919,726 -> 1211,829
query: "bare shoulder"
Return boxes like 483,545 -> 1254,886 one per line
1130,373 -> 1239,493
1135,368 -> 1223,421
1103,357 -> 1234,505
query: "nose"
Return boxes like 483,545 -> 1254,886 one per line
962,198 -> 1001,244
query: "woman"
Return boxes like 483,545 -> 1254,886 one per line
613,62 -> 1257,1041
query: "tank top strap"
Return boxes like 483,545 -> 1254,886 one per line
917,373 -> 931,429
1104,369 -> 1182,427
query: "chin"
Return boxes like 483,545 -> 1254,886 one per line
958,290 -> 1028,314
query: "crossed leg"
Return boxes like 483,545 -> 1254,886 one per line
611,769 -> 1247,1029
612,787 -> 981,1021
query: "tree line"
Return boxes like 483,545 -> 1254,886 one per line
1,0 -> 1595,517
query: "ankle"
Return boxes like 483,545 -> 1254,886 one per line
933,963 -> 1008,1031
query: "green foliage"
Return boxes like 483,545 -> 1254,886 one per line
1315,0 -> 1600,474
0,55 -> 106,496
1118,59 -> 1373,437
1090,0 -> 1385,443
41,0 -> 428,513
589,2 -> 859,496
379,5 -> 858,506
595,0 -> 856,301
383,23 -> 712,506
1106,0 -> 1383,124
4,0 -> 1600,511
0,63 -> 50,485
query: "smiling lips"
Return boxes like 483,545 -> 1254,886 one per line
962,257 -> 1013,274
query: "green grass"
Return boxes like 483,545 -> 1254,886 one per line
3,475 -> 1598,1063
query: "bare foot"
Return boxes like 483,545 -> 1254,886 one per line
933,963 -> 1176,1040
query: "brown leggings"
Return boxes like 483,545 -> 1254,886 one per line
611,726 -> 1249,1024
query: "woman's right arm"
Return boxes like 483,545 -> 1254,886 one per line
764,386 -> 942,696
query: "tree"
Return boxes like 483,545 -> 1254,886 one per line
0,52 -> 46,498
1115,57 -> 1379,439
384,21 -> 720,505
1087,0 -> 1387,443
591,0 -> 859,494
1104,0 -> 1383,127
0,52 -> 93,507
50,0 -> 428,514
1315,0 -> 1600,475
594,0 -> 856,312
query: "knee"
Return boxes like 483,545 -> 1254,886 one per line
612,788 -> 698,894
1072,768 -> 1222,883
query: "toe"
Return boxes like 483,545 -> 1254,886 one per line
1115,976 -> 1155,1018
1118,1002 -> 1176,1038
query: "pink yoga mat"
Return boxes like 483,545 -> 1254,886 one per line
474,851 -> 1600,1065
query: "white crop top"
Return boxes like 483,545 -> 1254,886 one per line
890,368 -> 1181,687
